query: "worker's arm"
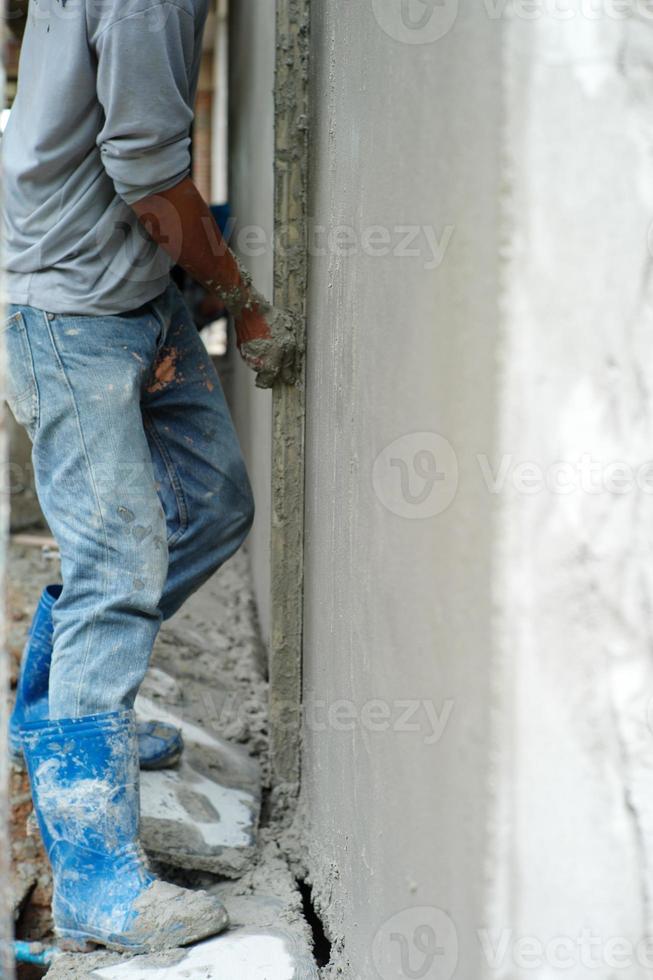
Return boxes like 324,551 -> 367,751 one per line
132,178 -> 298,389
89,2 -> 296,390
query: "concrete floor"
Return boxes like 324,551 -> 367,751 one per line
7,538 -> 318,979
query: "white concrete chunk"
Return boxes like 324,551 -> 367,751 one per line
89,930 -> 317,980
136,686 -> 261,876
140,763 -> 257,850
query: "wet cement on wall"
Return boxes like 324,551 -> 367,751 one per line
269,0 -> 310,789
299,1 -> 504,976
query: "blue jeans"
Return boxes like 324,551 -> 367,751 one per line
4,283 -> 254,719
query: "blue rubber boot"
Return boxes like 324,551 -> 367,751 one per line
21,711 -> 229,953
9,585 -> 183,769
9,585 -> 61,759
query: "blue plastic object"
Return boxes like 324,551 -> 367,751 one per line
22,710 -> 157,951
9,585 -> 183,769
21,710 -> 228,953
9,585 -> 61,757
210,202 -> 232,239
14,940 -> 59,966
135,719 -> 183,769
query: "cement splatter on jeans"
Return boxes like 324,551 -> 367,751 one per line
5,283 -> 254,719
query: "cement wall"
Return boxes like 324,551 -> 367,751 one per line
228,0 -> 653,976
300,2 -> 503,976
301,2 -> 653,978
227,0 -> 275,644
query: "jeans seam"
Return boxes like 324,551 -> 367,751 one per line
142,409 -> 189,546
42,313 -> 111,717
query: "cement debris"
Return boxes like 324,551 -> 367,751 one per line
133,559 -> 266,876
7,540 -> 317,977
58,930 -> 315,980
121,879 -> 229,953
45,931 -> 317,979
139,745 -> 260,876
45,847 -> 318,979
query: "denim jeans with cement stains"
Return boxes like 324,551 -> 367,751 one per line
4,282 -> 254,719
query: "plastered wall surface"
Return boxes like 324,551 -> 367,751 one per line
487,10 -> 653,978
227,0 -> 275,643
301,2 -> 503,976
301,3 -> 653,980
227,0 -> 653,976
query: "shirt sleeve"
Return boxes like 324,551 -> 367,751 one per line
93,5 -> 195,205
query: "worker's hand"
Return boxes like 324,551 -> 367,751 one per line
234,291 -> 301,389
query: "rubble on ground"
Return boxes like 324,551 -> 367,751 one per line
7,539 -> 316,978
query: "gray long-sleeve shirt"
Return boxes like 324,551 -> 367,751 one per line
3,0 -> 209,315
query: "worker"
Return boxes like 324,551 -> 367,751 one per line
3,0 -> 296,954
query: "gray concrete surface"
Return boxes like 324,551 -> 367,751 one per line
222,1 -> 653,978
134,559 -> 267,877
227,0 -> 276,646
299,2 -> 503,977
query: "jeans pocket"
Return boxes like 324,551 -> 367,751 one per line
3,311 -> 39,437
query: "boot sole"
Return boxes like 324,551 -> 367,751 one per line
56,910 -> 229,954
